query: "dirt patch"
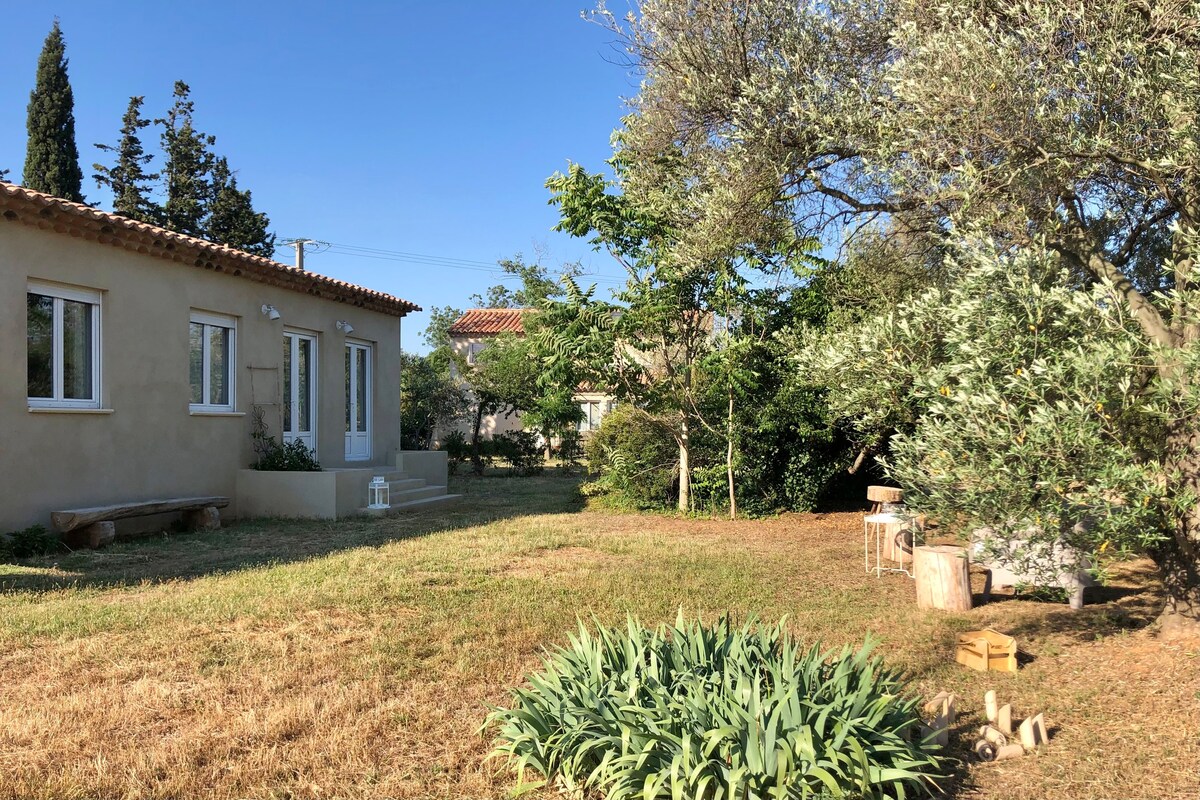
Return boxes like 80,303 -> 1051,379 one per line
497,546 -> 621,579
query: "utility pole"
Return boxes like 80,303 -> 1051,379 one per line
277,237 -> 328,270
291,238 -> 310,270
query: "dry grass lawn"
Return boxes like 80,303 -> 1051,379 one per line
0,473 -> 1196,799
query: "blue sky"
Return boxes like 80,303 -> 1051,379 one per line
0,2 -> 637,352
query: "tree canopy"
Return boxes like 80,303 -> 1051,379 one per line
93,96 -> 159,223
23,21 -> 84,202
602,0 -> 1200,629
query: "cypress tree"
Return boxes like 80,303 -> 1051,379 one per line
157,81 -> 215,236
206,157 -> 276,257
23,21 -> 84,202
93,96 -> 161,223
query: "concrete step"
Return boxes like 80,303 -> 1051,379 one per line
389,485 -> 444,504
390,493 -> 462,512
358,489 -> 459,517
388,478 -> 427,492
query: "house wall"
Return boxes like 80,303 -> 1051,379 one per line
0,223 -> 402,532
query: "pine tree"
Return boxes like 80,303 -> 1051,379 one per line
93,96 -> 160,223
206,157 -> 276,257
157,81 -> 215,236
23,21 -> 84,202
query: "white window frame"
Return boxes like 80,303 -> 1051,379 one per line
283,329 -> 319,457
27,280 -> 102,410
467,341 -> 486,365
344,339 -> 372,461
189,310 -> 237,413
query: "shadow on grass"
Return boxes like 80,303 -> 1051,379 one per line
0,472 -> 586,594
972,559 -> 1163,648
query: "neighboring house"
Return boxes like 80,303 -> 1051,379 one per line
0,181 -> 431,532
439,308 -> 616,443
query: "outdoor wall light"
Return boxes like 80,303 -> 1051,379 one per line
261,304 -> 281,320
336,319 -> 354,334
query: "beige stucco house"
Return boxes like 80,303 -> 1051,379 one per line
439,308 -> 616,443
0,181 -> 442,533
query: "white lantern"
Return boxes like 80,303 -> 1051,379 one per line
368,476 -> 390,509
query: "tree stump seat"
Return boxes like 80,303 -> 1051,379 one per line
866,485 -> 905,514
51,496 -> 229,549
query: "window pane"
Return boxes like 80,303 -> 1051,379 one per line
283,337 -> 292,432
189,322 -> 204,404
356,348 -> 367,432
62,300 -> 94,400
297,338 -> 311,432
27,294 -> 54,398
345,347 -> 352,432
208,325 -> 229,406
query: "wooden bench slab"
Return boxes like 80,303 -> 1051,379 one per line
51,496 -> 230,533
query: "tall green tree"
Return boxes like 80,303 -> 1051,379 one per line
157,81 -> 215,237
93,96 -> 160,223
544,160 -> 729,512
468,256 -> 583,309
206,157 -> 275,257
23,21 -> 83,202
605,0 -> 1200,631
400,350 -> 469,450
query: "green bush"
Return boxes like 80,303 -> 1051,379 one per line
2,524 -> 60,560
492,430 -> 544,476
486,615 -> 943,799
251,438 -> 322,472
586,406 -> 679,508
555,428 -> 585,471
439,430 -> 470,476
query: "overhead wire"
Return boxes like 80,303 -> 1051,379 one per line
274,239 -> 628,285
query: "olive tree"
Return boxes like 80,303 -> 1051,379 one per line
797,242 -> 1175,586
602,0 -> 1200,632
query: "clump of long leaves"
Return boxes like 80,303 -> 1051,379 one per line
484,615 -> 944,799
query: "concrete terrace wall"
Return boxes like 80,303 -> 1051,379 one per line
0,223 -> 403,532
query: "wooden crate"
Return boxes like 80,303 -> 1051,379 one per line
956,628 -> 1017,672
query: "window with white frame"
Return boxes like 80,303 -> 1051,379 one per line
27,281 -> 102,409
466,341 -> 486,365
189,311 -> 236,411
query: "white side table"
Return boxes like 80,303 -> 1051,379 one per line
864,512 -> 919,578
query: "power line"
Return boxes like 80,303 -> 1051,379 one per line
274,238 -> 628,286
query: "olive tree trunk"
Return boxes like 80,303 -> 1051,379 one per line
1159,419 -> 1200,636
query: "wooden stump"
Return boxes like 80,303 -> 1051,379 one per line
63,521 -> 116,550
914,545 -> 972,611
867,486 -> 905,515
184,506 -> 221,532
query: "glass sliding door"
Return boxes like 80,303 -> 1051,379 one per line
283,331 -> 318,455
344,341 -> 371,460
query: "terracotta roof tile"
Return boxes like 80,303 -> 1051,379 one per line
448,308 -> 531,337
0,181 -> 420,317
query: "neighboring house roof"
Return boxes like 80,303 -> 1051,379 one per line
447,308 -> 531,337
0,181 -> 420,317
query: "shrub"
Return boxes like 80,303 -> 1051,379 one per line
492,430 -> 544,476
586,406 -> 679,508
249,406 -> 321,471
251,438 -> 322,472
439,430 -> 469,476
485,615 -> 944,799
2,524 -> 60,560
555,428 -> 585,471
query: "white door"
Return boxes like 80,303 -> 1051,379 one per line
344,341 -> 371,461
283,331 -> 318,455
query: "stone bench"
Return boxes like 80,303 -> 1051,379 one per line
51,496 -> 230,549
972,525 -> 1095,610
